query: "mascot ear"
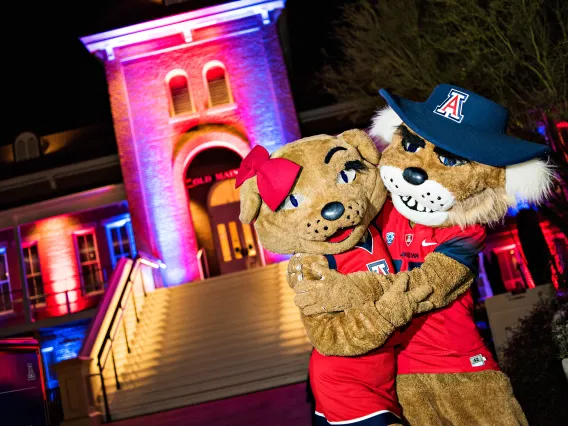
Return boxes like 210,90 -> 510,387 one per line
239,177 -> 262,224
505,158 -> 554,204
369,106 -> 403,144
339,129 -> 381,165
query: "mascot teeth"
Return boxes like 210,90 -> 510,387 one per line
401,196 -> 434,214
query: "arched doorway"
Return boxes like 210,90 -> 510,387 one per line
185,147 -> 262,277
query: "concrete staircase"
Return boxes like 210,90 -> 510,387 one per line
99,263 -> 312,421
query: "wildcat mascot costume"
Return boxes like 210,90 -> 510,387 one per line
237,85 -> 552,425
288,84 -> 553,425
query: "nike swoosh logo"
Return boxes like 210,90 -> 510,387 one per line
422,240 -> 437,246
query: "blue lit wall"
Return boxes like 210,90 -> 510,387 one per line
40,320 -> 90,390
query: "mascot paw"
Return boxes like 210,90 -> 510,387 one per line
287,253 -> 328,290
293,262 -> 371,315
375,276 -> 433,327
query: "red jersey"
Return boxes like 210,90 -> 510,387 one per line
310,224 -> 401,423
376,199 -> 500,374
324,224 -> 394,275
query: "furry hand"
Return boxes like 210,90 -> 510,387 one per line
293,262 -> 384,315
375,275 -> 434,327
286,253 -> 329,290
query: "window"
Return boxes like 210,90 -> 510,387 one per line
14,132 -> 40,161
23,244 -> 45,305
216,224 -> 232,262
75,231 -> 104,295
494,245 -> 533,291
241,224 -> 257,257
167,71 -> 194,116
204,62 -> 232,107
0,248 -> 12,313
105,217 -> 137,268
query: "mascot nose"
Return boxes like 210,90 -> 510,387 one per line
402,167 -> 428,185
321,202 -> 345,221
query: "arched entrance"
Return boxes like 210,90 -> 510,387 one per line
185,147 -> 262,277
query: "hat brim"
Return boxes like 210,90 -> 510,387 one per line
379,89 -> 549,167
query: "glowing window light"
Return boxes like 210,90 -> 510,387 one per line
104,214 -> 137,268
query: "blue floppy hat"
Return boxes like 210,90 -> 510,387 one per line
379,84 -> 550,167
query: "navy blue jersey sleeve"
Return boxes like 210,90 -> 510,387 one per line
433,228 -> 486,274
324,254 -> 337,270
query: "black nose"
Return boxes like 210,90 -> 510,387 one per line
402,167 -> 428,185
321,202 -> 345,221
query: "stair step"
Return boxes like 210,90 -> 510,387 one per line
92,264 -> 313,420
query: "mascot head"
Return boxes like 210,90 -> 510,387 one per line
370,84 -> 554,228
237,130 -> 386,254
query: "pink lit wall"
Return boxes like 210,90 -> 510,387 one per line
92,4 -> 300,285
13,203 -> 130,321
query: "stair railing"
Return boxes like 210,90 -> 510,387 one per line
55,254 -> 163,424
197,248 -> 210,280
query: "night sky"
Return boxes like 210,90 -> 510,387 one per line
4,0 -> 352,144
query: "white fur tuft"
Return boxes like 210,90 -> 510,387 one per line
369,106 -> 403,144
505,159 -> 555,205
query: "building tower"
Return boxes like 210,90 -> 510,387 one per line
81,0 -> 300,285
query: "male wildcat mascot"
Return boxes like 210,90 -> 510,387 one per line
290,84 -> 553,425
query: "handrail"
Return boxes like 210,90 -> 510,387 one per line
0,265 -> 114,319
78,254 -> 162,422
196,248 -> 210,280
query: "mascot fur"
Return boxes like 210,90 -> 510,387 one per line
236,123 -> 520,424
288,84 -> 553,425
237,129 -> 449,425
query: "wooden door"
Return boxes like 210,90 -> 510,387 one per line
207,179 -> 261,275
208,202 -> 260,275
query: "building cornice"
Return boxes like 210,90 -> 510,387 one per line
80,0 -> 285,60
0,184 -> 126,229
0,154 -> 120,194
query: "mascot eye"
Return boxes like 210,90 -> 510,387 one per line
280,194 -> 306,210
337,169 -> 356,184
438,154 -> 468,167
402,140 -> 422,153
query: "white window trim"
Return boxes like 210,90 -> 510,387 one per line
103,214 -> 137,268
22,242 -> 46,307
73,228 -> 104,296
14,132 -> 41,162
165,69 -> 196,117
203,60 -> 234,108
0,247 -> 13,315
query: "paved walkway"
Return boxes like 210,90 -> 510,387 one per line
110,382 -> 313,426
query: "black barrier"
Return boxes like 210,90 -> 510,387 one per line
0,338 -> 49,426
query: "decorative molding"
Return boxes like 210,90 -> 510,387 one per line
0,155 -> 120,193
80,0 -> 285,61
0,184 -> 126,229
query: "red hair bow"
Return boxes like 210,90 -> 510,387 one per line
235,145 -> 301,211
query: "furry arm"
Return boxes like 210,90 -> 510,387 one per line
290,251 -> 475,313
288,252 -> 475,356
299,275 -> 433,356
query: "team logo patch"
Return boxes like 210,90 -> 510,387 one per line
367,259 -> 390,275
405,234 -> 414,246
433,89 -> 469,123
386,232 -> 395,245
470,354 -> 487,367
27,363 -> 36,381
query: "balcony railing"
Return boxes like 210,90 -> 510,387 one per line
0,266 -> 114,325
